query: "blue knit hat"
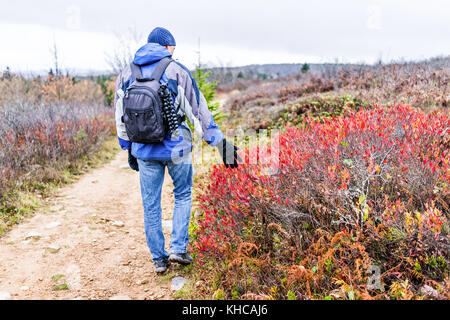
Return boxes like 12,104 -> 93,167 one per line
147,27 -> 176,46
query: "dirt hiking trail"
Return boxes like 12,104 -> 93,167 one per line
0,151 -> 181,300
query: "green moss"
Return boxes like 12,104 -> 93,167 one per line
173,280 -> 197,300
272,94 -> 367,128
232,289 -> 240,300
213,289 -> 224,300
287,290 -> 296,300
53,283 -> 69,291
51,274 -> 65,282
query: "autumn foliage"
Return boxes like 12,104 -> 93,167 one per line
225,57 -> 449,131
192,104 -> 449,300
0,73 -> 115,231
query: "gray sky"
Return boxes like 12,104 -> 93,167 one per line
0,0 -> 449,73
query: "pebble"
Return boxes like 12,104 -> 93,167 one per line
136,279 -> 149,285
20,286 -> 30,291
47,244 -> 61,253
162,220 -> 172,231
171,276 -> 187,291
112,221 -> 125,228
45,221 -> 61,229
25,231 -> 41,240
120,164 -> 129,169
0,291 -> 11,300
109,295 -> 131,300
194,211 -> 202,218
329,289 -> 346,299
419,285 -> 441,299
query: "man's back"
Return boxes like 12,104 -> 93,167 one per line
115,41 -> 224,162
113,26 -> 240,274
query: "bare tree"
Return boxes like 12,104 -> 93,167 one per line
51,36 -> 60,76
105,26 -> 145,74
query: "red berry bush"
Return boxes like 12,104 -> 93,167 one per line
193,104 -> 449,299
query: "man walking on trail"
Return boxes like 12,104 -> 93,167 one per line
114,27 -> 241,273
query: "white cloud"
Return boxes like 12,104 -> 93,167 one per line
0,22 -> 327,73
0,23 -> 116,73
0,0 -> 449,73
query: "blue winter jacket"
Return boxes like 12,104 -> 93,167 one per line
114,43 -> 224,161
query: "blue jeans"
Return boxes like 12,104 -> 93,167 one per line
137,158 -> 193,261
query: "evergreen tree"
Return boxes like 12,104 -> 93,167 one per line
192,64 -> 226,126
258,73 -> 268,80
301,63 -> 310,74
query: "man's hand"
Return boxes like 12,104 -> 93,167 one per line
216,139 -> 242,169
128,149 -> 139,172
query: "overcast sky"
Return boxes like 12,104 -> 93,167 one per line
0,0 -> 449,73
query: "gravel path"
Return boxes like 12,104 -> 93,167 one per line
0,151 -> 179,300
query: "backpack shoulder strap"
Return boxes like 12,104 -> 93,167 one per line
129,57 -> 173,82
150,57 -> 173,82
130,63 -> 144,81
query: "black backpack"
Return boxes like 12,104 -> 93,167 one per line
122,57 -> 173,144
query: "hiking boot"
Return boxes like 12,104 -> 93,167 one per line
154,258 -> 171,273
169,253 -> 193,265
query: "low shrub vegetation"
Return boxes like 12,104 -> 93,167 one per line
225,57 -> 449,130
0,72 -> 116,235
191,104 -> 449,300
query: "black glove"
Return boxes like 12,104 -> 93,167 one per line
217,138 -> 242,169
128,149 -> 139,172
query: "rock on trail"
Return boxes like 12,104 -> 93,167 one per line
171,276 -> 187,291
109,294 -> 132,300
0,291 -> 11,300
